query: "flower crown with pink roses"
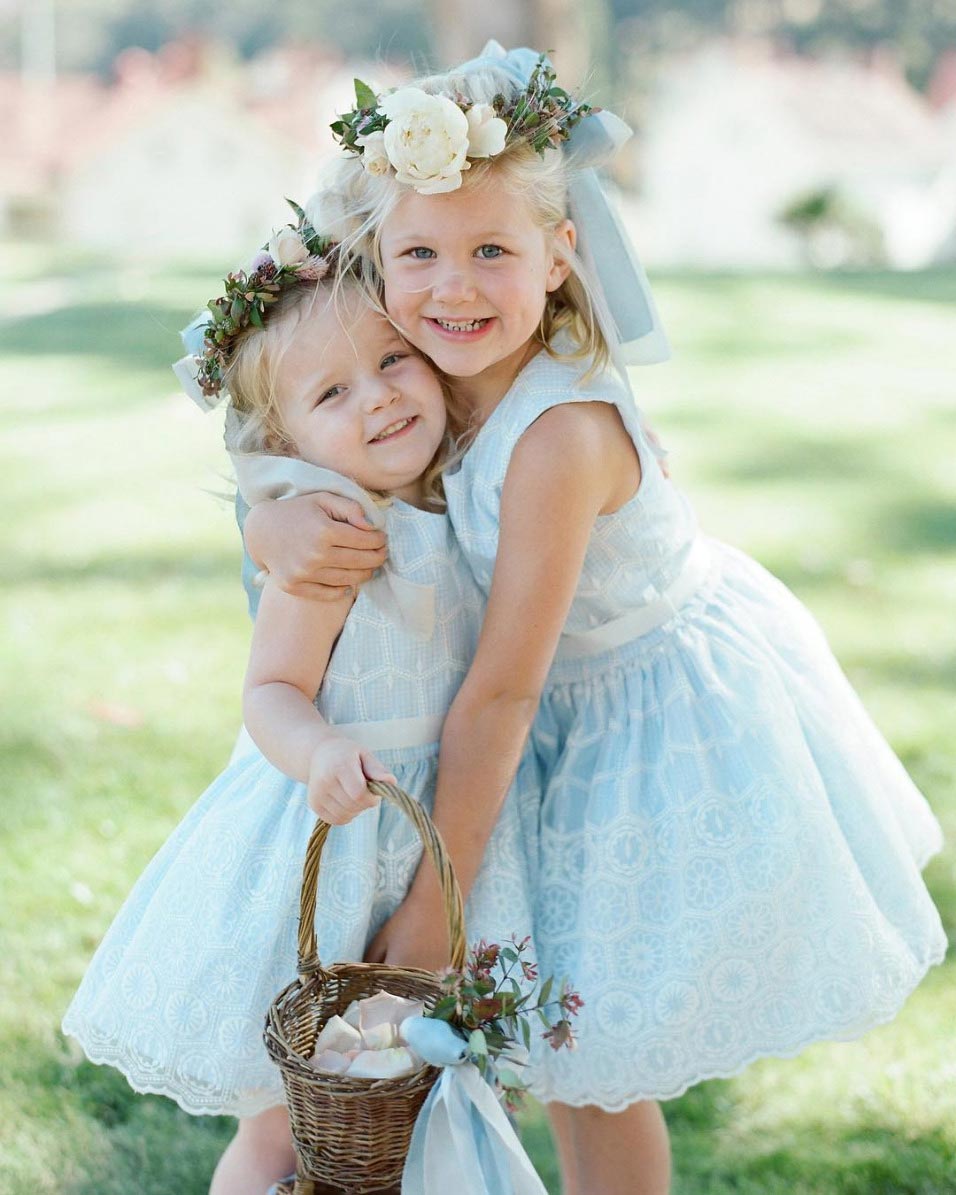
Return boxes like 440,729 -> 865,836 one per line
189,199 -> 339,403
331,55 -> 592,196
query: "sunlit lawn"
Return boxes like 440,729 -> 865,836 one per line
1,245 -> 954,1193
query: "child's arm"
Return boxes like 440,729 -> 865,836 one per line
239,431 -> 658,603
242,491 -> 388,602
367,401 -> 641,968
243,580 -> 394,822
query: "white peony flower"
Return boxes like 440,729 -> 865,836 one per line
357,130 -> 390,176
465,104 -> 507,158
381,87 -> 471,194
268,228 -> 309,268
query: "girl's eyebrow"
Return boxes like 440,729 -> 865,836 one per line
291,366 -> 336,404
387,229 -> 518,246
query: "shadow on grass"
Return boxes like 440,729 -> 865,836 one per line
700,432 -> 887,485
669,1076 -> 956,1194
815,268 -> 956,307
862,651 -> 956,692
8,550 -> 239,587
868,496 -> 956,556
654,267 -> 956,308
0,302 -> 191,373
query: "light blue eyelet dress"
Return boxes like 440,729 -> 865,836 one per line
62,459 -> 535,1118
442,346 -> 947,1111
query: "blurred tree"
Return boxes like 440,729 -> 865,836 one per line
611,0 -> 954,90
425,0 -> 615,100
0,0 -> 431,74
0,0 -> 951,89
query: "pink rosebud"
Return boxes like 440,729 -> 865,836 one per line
295,256 -> 330,282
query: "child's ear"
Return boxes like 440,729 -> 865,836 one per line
545,219 -> 576,292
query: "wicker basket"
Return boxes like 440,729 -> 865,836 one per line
264,780 -> 466,1195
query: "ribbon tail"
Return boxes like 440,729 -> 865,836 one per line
567,169 -> 671,367
403,1064 -> 547,1195
456,1065 -> 549,1195
405,1070 -> 485,1195
172,354 -> 219,412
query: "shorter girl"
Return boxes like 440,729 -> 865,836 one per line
62,211 -> 535,1195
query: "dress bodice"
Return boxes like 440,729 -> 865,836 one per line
232,454 -> 483,730
442,347 -> 700,635
320,497 -> 483,726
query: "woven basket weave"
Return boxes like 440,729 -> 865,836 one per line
263,781 -> 466,1195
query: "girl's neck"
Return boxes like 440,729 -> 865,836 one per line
449,337 -> 544,428
390,478 -> 428,508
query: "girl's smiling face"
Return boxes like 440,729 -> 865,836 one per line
272,288 -> 447,504
379,178 -> 574,414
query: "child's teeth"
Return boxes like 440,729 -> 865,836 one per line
373,418 -> 411,441
437,318 -> 486,332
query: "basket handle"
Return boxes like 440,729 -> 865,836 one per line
297,780 -> 467,976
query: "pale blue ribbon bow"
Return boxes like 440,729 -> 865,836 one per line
458,39 -> 670,367
401,1018 -> 547,1195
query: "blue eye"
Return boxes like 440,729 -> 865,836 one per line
408,247 -> 435,260
317,385 -> 343,404
380,352 -> 404,369
476,244 -> 503,259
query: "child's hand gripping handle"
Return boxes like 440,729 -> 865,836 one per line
297,780 -> 467,977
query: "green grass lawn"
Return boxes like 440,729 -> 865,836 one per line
1,248 -> 954,1194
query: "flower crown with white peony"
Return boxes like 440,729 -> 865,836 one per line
192,199 -> 337,403
331,55 -> 592,195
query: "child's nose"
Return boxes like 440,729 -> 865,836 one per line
431,265 -> 477,305
363,375 -> 401,411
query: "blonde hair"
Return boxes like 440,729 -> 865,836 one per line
317,63 -> 613,444
222,274 -> 450,509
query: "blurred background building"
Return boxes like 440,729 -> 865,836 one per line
1,0 -> 954,267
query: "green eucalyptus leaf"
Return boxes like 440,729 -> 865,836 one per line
497,1067 -> 524,1089
468,1028 -> 488,1056
354,78 -> 378,110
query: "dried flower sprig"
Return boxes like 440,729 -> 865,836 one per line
494,55 -> 593,156
194,199 -> 337,402
429,935 -> 583,1112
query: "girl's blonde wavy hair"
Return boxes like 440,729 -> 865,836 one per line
314,63 -> 614,444
221,276 -> 450,510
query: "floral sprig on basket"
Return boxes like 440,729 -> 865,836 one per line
194,199 -> 336,402
430,935 -> 583,1111
331,56 -> 592,195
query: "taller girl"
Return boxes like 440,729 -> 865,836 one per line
250,43 -> 946,1195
